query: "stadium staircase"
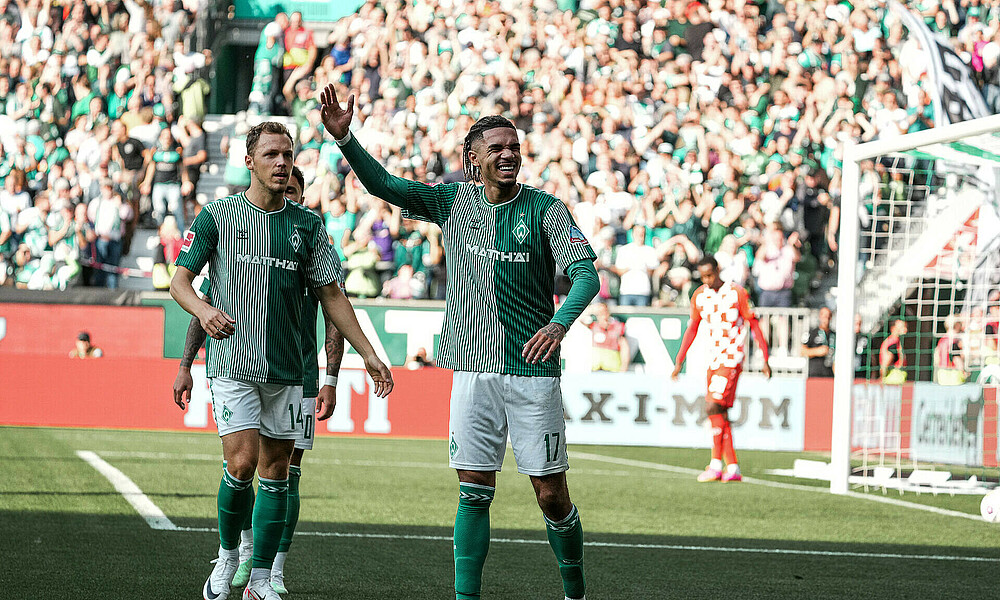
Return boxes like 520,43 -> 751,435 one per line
119,115 -> 232,289
854,186 -> 984,331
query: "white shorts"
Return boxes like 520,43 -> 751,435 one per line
293,397 -> 316,450
209,377 -> 303,440
448,372 -> 569,476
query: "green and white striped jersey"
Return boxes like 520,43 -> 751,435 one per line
341,135 -> 597,377
177,192 -> 342,385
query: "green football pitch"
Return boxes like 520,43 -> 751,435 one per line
3,426 -> 998,599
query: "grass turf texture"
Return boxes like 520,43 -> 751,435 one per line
2,426 -> 998,599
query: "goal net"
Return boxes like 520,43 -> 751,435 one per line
832,115 -> 1000,496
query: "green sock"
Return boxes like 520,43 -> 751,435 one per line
544,504 -> 586,600
454,483 -> 495,600
251,477 -> 289,569
218,466 -> 252,550
243,485 -> 255,532
278,465 -> 301,553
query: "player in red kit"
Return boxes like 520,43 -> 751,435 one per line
671,256 -> 771,483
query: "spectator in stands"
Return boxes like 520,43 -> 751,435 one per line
343,231 -> 380,298
141,127 -> 189,231
935,314 -> 968,385
88,178 -> 128,289
802,306 -> 836,378
69,331 -> 103,358
0,203 -> 12,284
405,347 -> 435,370
73,202 -> 97,286
176,117 -> 207,221
753,224 -> 800,307
382,263 -> 419,300
250,21 -> 285,116
984,292 -> 1000,365
613,224 -> 659,306
880,318 -> 908,385
282,11 -> 317,107
221,114 -> 250,195
588,301 -> 630,372
152,215 -> 182,290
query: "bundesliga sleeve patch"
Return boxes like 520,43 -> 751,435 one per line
568,225 -> 587,244
181,230 -> 196,252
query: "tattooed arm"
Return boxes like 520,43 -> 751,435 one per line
324,313 -> 345,377
173,314 -> 207,409
315,313 -> 346,421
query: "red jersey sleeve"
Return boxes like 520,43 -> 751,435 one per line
689,286 -> 703,322
736,285 -> 756,321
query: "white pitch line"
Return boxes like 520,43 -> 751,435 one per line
571,451 -> 985,521
88,450 -> 993,562
76,450 -> 177,531
167,525 -> 999,562
94,450 -> 634,477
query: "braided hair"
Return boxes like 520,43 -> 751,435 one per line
462,115 -> 517,183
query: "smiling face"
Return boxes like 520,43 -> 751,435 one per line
246,131 -> 292,194
470,126 -> 520,188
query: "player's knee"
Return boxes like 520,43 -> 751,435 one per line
705,402 -> 727,417
534,483 -> 571,517
225,455 -> 256,481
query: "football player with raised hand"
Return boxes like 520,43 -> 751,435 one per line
319,83 -> 599,600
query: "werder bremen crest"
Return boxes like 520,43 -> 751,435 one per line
513,213 -> 530,243
289,228 -> 302,251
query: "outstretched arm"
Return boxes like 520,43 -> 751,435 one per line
313,282 -> 393,401
318,83 -> 455,225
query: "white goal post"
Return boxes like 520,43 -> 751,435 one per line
832,114 -> 1000,495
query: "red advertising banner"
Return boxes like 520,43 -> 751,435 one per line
0,303 -> 165,358
0,355 -> 452,438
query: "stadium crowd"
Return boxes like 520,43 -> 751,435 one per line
1,0 -> 999,307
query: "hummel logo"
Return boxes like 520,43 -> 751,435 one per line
237,230 -> 248,240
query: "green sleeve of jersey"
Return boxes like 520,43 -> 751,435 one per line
339,133 -> 458,225
174,209 -> 218,274
306,220 -> 345,288
541,200 -> 598,271
552,259 -> 600,330
198,277 -> 211,298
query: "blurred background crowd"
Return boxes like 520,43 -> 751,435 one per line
1,0 -> 999,308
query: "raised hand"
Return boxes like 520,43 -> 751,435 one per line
319,83 -> 355,140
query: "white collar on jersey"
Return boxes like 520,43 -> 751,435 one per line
241,192 -> 288,215
479,183 -> 523,208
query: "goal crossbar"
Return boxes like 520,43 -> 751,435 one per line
844,113 -> 1000,164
